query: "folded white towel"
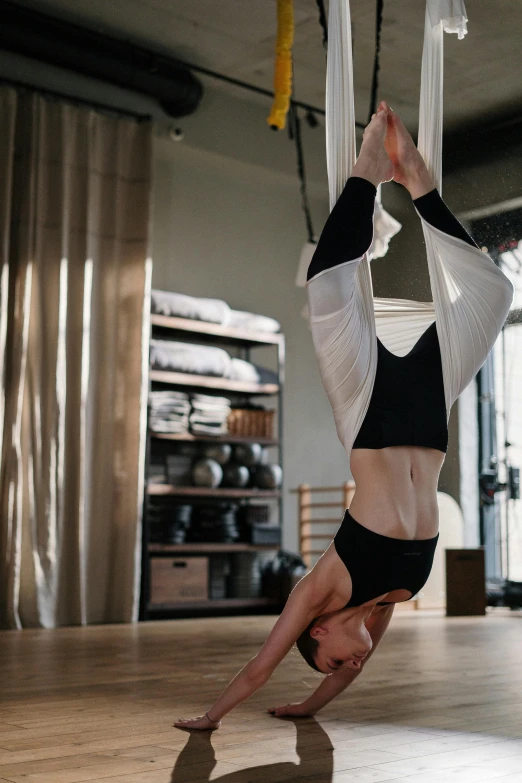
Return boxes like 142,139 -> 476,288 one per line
227,309 -> 281,333
150,340 -> 232,378
151,290 -> 230,324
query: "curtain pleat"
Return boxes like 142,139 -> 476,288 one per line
0,87 -> 153,628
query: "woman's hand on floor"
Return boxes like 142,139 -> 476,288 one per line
267,703 -> 315,718
173,714 -> 221,731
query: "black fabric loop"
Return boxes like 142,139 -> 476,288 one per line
289,102 -> 315,243
367,0 -> 385,124
315,0 -> 328,50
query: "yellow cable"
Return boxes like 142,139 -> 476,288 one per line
267,0 -> 294,131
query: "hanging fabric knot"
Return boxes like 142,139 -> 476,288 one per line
289,102 -> 315,244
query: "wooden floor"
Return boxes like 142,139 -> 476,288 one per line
2,611 -> 522,783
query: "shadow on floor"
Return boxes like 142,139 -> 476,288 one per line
171,717 -> 334,782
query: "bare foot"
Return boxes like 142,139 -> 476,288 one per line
352,102 -> 394,188
384,105 -> 435,199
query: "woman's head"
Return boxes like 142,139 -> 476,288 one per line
296,609 -> 373,674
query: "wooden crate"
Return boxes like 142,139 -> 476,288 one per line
150,556 -> 208,604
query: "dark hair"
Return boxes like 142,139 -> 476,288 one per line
296,619 -> 321,672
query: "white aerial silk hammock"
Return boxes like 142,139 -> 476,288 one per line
307,0 -> 514,459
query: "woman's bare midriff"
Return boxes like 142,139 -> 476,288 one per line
349,445 -> 445,540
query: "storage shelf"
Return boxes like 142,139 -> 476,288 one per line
147,597 -> 278,612
142,303 -> 285,622
147,484 -> 280,498
149,543 -> 279,554
149,369 -> 279,395
151,432 -> 278,446
151,314 -> 284,346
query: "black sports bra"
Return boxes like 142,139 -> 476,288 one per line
352,321 -> 448,453
335,509 -> 439,607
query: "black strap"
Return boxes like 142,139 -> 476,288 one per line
315,0 -> 328,50
367,0 -> 385,124
288,102 -> 315,243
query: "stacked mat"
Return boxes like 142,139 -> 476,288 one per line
209,556 -> 230,600
189,504 -> 240,543
149,391 -> 232,438
149,391 -> 191,434
229,552 -> 262,599
190,394 -> 231,436
148,501 -> 192,544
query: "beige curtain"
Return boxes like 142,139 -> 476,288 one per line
0,86 -> 153,628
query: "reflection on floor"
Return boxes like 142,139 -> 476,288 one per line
1,610 -> 522,782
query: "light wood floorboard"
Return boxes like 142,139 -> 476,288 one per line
1,610 -> 522,782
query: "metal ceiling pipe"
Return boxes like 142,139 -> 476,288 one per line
0,0 -> 203,118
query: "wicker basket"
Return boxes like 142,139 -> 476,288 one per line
227,408 -> 275,439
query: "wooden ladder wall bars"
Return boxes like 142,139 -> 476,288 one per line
293,482 -> 355,568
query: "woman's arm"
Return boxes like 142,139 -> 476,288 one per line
174,574 -> 319,730
268,604 -> 394,717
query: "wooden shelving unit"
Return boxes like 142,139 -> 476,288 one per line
149,543 -> 279,554
151,432 -> 278,446
149,369 -> 279,395
150,314 -> 284,346
140,307 -> 285,620
147,597 -> 278,613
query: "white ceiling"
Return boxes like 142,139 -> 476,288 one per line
12,0 -> 522,132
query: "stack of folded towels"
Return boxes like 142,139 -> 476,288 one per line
189,394 -> 231,436
151,290 -> 281,334
149,391 -> 232,437
150,340 -> 231,378
149,391 -> 191,434
149,340 -> 278,386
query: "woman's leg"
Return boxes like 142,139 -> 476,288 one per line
307,105 -> 393,282
306,177 -> 377,281
385,105 -> 513,412
306,107 -> 394,454
308,102 -> 476,286
413,190 -> 477,248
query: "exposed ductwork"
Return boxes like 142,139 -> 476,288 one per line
0,0 -> 203,118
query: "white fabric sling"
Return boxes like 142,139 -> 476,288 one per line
307,0 -> 514,459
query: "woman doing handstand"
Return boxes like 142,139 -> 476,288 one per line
174,103 -> 513,731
